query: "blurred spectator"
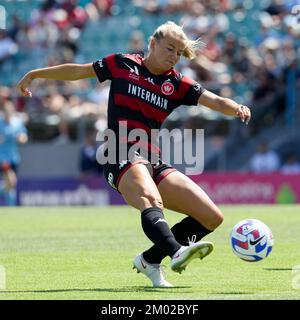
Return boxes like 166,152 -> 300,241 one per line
249,142 -> 280,173
52,120 -> 72,145
88,81 -> 109,102
80,129 -> 103,176
280,153 -> 300,174
8,14 -> 23,42
85,0 -> 114,20
29,18 -> 59,48
55,27 -> 79,59
128,30 -> 145,56
0,30 -> 18,65
265,0 -> 288,16
255,12 -> 282,47
62,0 -> 89,30
93,0 -> 114,17
252,69 -> 277,103
0,102 -> 28,205
15,24 -> 34,50
132,0 -> 172,14
283,56 -> 300,126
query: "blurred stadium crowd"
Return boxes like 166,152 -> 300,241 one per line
0,0 -> 300,173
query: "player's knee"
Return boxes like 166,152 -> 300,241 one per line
140,194 -> 164,211
209,208 -> 224,230
201,208 -> 223,231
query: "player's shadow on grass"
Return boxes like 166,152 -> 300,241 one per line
133,285 -> 192,292
263,268 -> 293,271
211,291 -> 254,295
0,286 -> 192,294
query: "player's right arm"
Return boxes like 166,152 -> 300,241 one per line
17,63 -> 95,97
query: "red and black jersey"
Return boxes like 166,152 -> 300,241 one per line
92,53 -> 205,157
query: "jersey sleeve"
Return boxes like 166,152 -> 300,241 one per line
92,54 -> 117,83
179,76 -> 205,106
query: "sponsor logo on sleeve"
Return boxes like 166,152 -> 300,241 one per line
124,62 -> 139,80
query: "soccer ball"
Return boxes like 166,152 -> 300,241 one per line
230,219 -> 274,262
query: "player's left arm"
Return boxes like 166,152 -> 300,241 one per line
198,90 -> 251,124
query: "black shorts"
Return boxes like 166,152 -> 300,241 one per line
103,151 -> 176,192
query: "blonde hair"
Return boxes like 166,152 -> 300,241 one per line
149,21 -> 204,60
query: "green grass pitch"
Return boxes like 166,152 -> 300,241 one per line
0,205 -> 299,300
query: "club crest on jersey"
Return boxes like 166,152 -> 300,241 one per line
161,81 -> 174,95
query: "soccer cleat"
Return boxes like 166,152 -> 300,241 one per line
133,253 -> 173,288
170,241 -> 214,274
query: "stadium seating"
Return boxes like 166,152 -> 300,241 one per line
1,0 -> 299,173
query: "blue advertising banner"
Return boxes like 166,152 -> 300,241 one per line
16,177 -> 125,206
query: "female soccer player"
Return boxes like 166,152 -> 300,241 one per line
17,21 -> 251,287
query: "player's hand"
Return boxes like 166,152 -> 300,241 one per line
17,73 -> 33,97
236,105 -> 251,125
